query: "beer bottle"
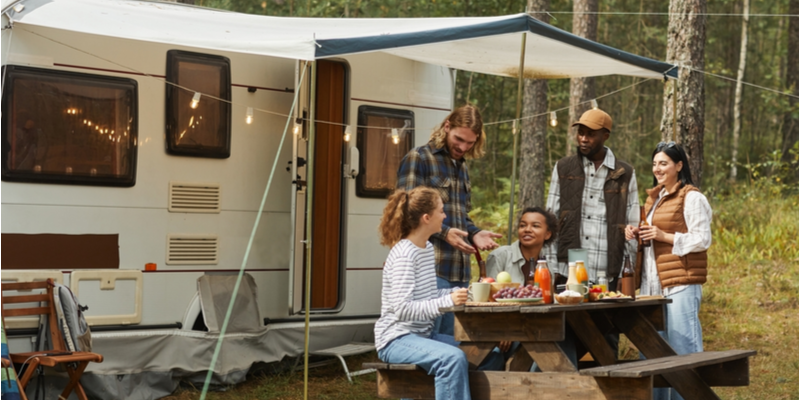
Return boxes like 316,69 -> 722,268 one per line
620,255 -> 636,299
639,206 -> 651,248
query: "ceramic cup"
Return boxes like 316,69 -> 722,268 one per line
470,282 -> 491,302
567,283 -> 588,295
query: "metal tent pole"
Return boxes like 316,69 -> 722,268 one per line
506,32 -> 527,245
303,60 -> 317,400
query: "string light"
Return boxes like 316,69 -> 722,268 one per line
591,99 -> 598,110
391,128 -> 399,145
550,111 -> 558,127
246,107 -> 253,124
293,123 -> 300,135
344,125 -> 352,142
190,92 -> 201,109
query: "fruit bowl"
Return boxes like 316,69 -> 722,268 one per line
555,292 -> 583,305
489,282 -> 520,302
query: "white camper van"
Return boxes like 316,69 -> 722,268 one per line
1,0 -> 676,397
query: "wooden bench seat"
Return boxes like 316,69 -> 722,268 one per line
581,350 -> 756,387
363,362 -> 421,371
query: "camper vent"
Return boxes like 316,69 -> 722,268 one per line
169,181 -> 221,213
166,235 -> 219,265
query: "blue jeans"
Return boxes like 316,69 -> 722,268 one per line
378,333 -> 505,400
649,284 -> 704,400
433,277 -> 469,336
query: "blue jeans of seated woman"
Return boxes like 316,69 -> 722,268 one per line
647,284 -> 703,400
378,333 -> 505,400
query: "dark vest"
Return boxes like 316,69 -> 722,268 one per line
556,153 -> 633,279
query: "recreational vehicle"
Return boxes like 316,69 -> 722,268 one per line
1,0 -> 676,398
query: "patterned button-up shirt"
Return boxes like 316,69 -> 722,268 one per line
397,141 -> 481,283
545,147 -> 640,283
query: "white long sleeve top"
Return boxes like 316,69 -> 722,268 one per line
374,239 -> 455,351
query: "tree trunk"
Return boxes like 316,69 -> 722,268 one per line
567,0 -> 598,156
660,0 -> 707,188
780,0 -> 799,177
729,0 -> 749,182
519,0 -> 549,210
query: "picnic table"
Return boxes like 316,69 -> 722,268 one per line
366,298 -> 755,399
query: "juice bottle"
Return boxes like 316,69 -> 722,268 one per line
597,271 -> 608,292
576,260 -> 588,302
534,259 -> 552,304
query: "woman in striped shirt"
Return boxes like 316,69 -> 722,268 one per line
374,187 -> 501,400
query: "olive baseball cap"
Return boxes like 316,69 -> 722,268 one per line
571,109 -> 613,132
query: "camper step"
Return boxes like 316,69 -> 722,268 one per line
309,342 -> 377,383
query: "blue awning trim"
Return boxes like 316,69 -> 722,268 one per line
315,15 -> 527,58
315,14 -> 677,79
524,16 -> 678,79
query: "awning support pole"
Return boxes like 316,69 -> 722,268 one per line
507,32 -> 527,245
303,60 -> 318,400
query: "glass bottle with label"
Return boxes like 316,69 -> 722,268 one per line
534,259 -> 552,304
620,255 -> 636,299
639,206 -> 652,248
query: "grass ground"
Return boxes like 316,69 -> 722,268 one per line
163,185 -> 798,400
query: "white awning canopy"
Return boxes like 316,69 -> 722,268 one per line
2,0 -> 677,79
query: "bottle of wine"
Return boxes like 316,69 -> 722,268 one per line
639,206 -> 652,248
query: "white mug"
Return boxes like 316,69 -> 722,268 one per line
469,282 -> 491,302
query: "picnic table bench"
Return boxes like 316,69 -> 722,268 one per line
365,299 -> 756,399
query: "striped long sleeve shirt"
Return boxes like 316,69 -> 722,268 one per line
374,239 -> 455,351
397,142 -> 481,283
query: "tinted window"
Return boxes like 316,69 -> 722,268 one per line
356,106 -> 414,198
165,50 -> 231,158
1,66 -> 138,186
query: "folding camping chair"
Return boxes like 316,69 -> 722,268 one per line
1,279 -> 103,400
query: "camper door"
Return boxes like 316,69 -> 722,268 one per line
289,60 -> 348,315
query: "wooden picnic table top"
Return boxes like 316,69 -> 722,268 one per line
440,297 -> 671,314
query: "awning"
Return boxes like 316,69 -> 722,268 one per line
2,0 -> 677,79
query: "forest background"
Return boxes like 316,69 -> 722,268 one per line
167,0 -> 799,399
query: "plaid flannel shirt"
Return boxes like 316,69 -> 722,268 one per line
396,141 -> 481,283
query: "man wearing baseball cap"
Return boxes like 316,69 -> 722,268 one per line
541,108 -> 641,368
545,108 -> 640,289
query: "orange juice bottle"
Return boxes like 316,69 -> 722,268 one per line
575,261 -> 588,302
534,259 -> 552,304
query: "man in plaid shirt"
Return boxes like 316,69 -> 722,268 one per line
397,105 -> 502,335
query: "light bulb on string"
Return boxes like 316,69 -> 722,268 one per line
391,128 -> 399,145
190,92 -> 201,109
293,123 -> 300,135
246,107 -> 253,124
550,111 -> 558,127
344,125 -> 352,142
591,99 -> 598,110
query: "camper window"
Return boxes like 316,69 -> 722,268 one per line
355,106 -> 414,198
165,51 -> 231,158
1,66 -> 138,187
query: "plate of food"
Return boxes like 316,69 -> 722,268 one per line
597,292 -> 634,302
495,297 -> 543,303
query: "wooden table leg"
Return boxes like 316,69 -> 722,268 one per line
567,311 -> 617,366
612,309 -> 721,400
459,342 -> 496,370
521,341 -> 576,372
505,343 -> 534,371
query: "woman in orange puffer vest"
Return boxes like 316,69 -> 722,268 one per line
625,142 -> 712,400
